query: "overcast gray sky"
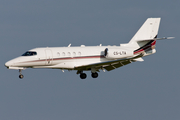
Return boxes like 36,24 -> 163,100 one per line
1,0 -> 180,120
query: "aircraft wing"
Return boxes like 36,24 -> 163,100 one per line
74,53 -> 144,72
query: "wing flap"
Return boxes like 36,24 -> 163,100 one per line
75,53 -> 143,72
113,62 -> 123,68
121,60 -> 131,65
104,65 -> 116,71
103,61 -> 131,71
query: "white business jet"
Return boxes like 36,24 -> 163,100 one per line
5,18 -> 173,79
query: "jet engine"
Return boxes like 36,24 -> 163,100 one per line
104,48 -> 133,59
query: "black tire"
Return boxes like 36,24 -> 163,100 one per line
80,73 -> 87,79
91,72 -> 98,78
19,75 -> 24,79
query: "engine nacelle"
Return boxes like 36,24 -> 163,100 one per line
104,48 -> 133,59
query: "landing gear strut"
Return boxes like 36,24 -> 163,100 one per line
19,69 -> 24,79
77,70 -> 87,79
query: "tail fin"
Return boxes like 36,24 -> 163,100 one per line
129,18 -> 161,44
127,18 -> 161,56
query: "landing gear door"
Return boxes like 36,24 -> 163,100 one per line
45,49 -> 53,65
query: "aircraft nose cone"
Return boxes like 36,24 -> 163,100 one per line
5,61 -> 14,68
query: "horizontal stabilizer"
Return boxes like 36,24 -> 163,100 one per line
136,37 -> 175,42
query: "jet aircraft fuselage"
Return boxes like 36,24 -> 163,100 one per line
5,18 -> 173,79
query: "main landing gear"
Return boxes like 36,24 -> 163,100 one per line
78,71 -> 99,79
80,73 -> 87,79
91,72 -> 98,78
19,69 -> 24,79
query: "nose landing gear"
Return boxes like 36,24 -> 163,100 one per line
19,69 -> 24,79
19,74 -> 24,79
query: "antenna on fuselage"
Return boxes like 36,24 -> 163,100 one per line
68,44 -> 71,47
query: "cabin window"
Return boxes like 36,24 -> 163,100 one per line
62,52 -> 65,56
57,52 -> 60,56
67,52 -> 71,56
78,52 -> 81,56
73,52 -> 76,56
22,51 -> 37,56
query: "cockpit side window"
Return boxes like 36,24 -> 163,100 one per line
22,51 -> 37,56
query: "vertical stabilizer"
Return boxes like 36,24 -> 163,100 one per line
129,18 -> 161,44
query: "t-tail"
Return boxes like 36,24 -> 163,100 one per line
126,18 -> 174,57
128,18 -> 161,56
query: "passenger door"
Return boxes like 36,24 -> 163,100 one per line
45,49 -> 53,65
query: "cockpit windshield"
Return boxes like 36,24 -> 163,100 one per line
22,51 -> 37,56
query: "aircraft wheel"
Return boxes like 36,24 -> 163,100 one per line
91,72 -> 98,78
80,73 -> 87,79
19,74 -> 24,79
